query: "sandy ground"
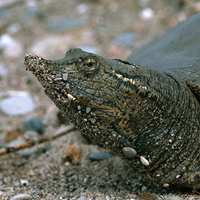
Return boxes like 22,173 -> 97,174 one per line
0,0 -> 200,199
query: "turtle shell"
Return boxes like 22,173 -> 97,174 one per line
128,13 -> 200,100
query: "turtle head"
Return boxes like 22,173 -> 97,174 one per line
24,48 -> 137,144
24,48 -> 192,156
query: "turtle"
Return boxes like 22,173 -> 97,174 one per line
24,12 -> 200,188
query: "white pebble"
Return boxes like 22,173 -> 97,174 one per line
11,193 -> 32,200
0,0 -> 20,8
140,156 -> 149,166
0,63 -> 8,78
20,179 -> 29,186
0,34 -> 23,58
67,94 -> 76,101
76,3 -> 88,14
62,73 -> 68,81
140,8 -> 155,20
0,95 -> 35,116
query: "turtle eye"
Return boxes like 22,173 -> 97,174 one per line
80,57 -> 99,73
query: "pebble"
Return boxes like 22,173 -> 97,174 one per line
89,152 -> 113,161
162,195 -> 184,200
115,32 -> 137,47
122,147 -> 137,159
22,117 -> 44,134
77,197 -> 87,200
140,8 -> 155,20
7,23 -> 21,34
0,10 -> 5,18
47,18 -> 87,31
86,107 -> 91,113
0,34 -> 23,58
24,130 -> 39,141
20,9 -> 38,22
0,0 -> 20,8
140,156 -> 149,166
0,95 -> 35,116
20,179 -> 29,186
8,138 -> 26,147
65,145 -> 81,165
0,63 -> 8,78
8,138 -> 37,157
10,193 -> 32,200
76,3 -> 89,14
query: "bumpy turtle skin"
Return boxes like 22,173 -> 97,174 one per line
24,47 -> 200,188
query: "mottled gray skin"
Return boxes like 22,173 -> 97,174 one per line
24,13 -> 200,188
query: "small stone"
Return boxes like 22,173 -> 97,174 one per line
8,138 -> 26,148
62,73 -> 68,81
119,135 -> 126,143
90,118 -> 96,124
7,23 -> 21,34
163,183 -> 169,188
169,139 -> 172,143
8,138 -> 37,157
24,130 -> 39,141
10,193 -> 32,200
122,147 -> 137,159
47,18 -> 87,31
86,107 -> 91,113
64,145 -> 81,165
20,179 -> 29,186
22,117 -> 44,134
77,197 -> 87,200
162,195 -> 183,200
0,0 -> 21,8
0,34 -> 23,58
43,145 -> 52,153
0,63 -> 8,78
76,3 -> 89,14
140,156 -> 149,166
115,32 -> 137,47
0,10 -> 5,18
0,95 -> 35,116
20,9 -> 38,22
141,185 -> 147,191
89,152 -> 113,161
67,93 -> 76,101
176,174 -> 181,178
64,161 -> 71,167
140,8 -> 155,20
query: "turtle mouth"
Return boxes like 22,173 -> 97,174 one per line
24,53 -> 79,105
24,53 -> 45,73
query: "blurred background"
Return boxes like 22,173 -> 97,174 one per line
0,0 -> 200,199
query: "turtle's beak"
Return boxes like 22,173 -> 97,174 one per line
24,53 -> 46,73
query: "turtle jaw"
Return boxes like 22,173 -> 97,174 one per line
24,53 -> 45,73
